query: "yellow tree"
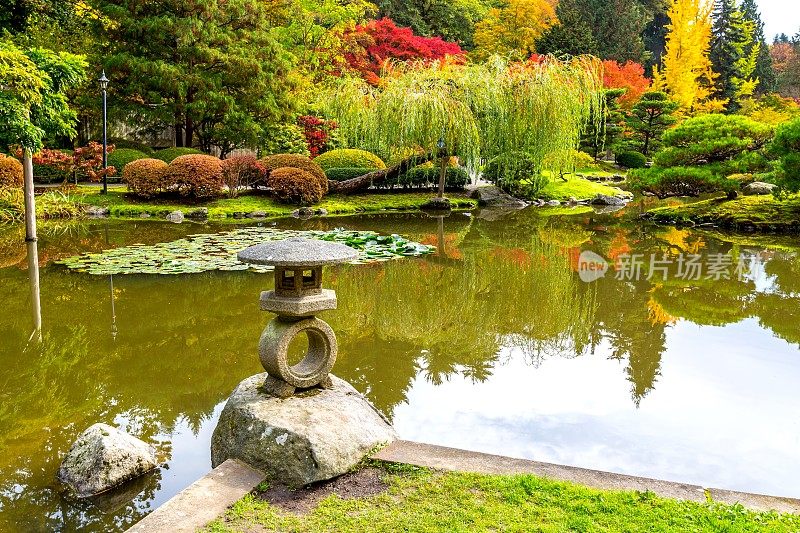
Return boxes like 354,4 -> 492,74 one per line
473,0 -> 557,59
653,0 -> 721,112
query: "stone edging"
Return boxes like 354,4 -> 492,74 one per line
373,440 -> 800,514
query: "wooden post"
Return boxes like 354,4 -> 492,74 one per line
23,148 -> 37,242
437,154 -> 447,199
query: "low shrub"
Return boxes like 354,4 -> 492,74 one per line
314,149 -> 386,171
628,166 -> 736,198
123,158 -> 170,199
378,166 -> 470,190
268,167 -> 324,205
483,152 -> 537,186
260,154 -> 327,194
221,155 -> 266,197
108,138 -> 154,154
108,148 -> 150,174
616,150 -> 647,169
154,147 -> 203,163
0,156 -> 23,188
326,167 -> 374,181
165,154 -> 224,199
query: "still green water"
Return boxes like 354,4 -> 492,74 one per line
1,207 -> 800,531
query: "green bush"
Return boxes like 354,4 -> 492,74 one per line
377,166 -> 470,190
628,167 -> 737,198
314,149 -> 386,171
325,167 -> 374,181
108,138 -> 154,154
771,117 -> 800,192
259,123 -> 310,156
154,147 -> 204,163
483,152 -> 537,185
108,148 -> 149,174
268,167 -> 324,205
616,151 -> 647,169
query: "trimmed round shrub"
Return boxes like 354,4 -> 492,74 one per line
268,167 -> 324,205
616,150 -> 647,169
326,167 -> 374,181
123,158 -> 169,199
165,154 -> 224,199
108,148 -> 149,174
260,154 -> 327,194
154,147 -> 203,163
108,138 -> 154,154
314,149 -> 385,172
221,155 -> 266,197
0,156 -> 23,188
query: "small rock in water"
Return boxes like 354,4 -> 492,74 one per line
166,210 -> 184,223
469,186 -> 527,208
591,194 -> 628,206
58,423 -> 157,498
315,208 -> 328,216
546,200 -> 561,206
246,211 -> 267,218
85,206 -> 109,217
292,207 -> 315,218
139,213 -> 151,218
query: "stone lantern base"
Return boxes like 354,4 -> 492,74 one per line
211,373 -> 397,487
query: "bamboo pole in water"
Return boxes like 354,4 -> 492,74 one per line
22,149 -> 37,242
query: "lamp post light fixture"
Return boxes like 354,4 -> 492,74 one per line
238,237 -> 358,398
99,71 -> 109,195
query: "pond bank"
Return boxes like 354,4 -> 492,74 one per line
145,440 -> 800,532
645,194 -> 800,232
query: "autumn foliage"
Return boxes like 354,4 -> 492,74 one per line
267,167 -> 324,205
260,154 -> 328,194
0,156 -> 23,188
603,60 -> 651,108
29,142 -> 117,182
123,158 -> 169,199
297,115 -> 338,158
165,154 -> 224,199
220,155 -> 265,197
343,18 -> 465,84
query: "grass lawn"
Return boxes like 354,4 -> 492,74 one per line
204,463 -> 800,533
74,187 -> 477,219
646,194 -> 800,231
538,175 -> 628,202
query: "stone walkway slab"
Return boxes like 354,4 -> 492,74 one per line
126,459 -> 265,533
372,440 -> 800,514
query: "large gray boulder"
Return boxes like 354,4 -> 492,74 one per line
469,186 -> 527,208
742,181 -> 777,195
212,373 -> 397,487
58,423 -> 157,497
590,194 -> 628,206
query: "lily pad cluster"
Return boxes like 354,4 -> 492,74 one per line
56,227 -> 434,275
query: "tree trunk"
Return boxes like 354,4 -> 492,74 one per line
22,149 -> 37,243
328,153 -> 435,194
437,155 -> 447,198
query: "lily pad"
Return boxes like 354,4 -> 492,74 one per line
56,227 -> 435,275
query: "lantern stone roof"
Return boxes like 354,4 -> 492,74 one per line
237,237 -> 358,267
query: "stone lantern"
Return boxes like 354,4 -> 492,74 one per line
237,237 -> 358,398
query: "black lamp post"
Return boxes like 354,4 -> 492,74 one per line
99,70 -> 109,195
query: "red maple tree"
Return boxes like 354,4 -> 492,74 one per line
343,18 -> 465,84
602,60 -> 651,108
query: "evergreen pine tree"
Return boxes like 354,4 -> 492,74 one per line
625,91 -> 679,155
710,0 -> 759,110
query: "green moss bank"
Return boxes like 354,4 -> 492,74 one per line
205,463 -> 800,532
645,194 -> 800,232
76,188 -> 477,220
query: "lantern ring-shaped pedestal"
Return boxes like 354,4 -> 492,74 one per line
258,317 -> 338,389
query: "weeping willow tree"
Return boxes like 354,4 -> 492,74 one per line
322,55 -> 604,196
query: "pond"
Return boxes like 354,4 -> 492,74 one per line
1,206 -> 800,531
